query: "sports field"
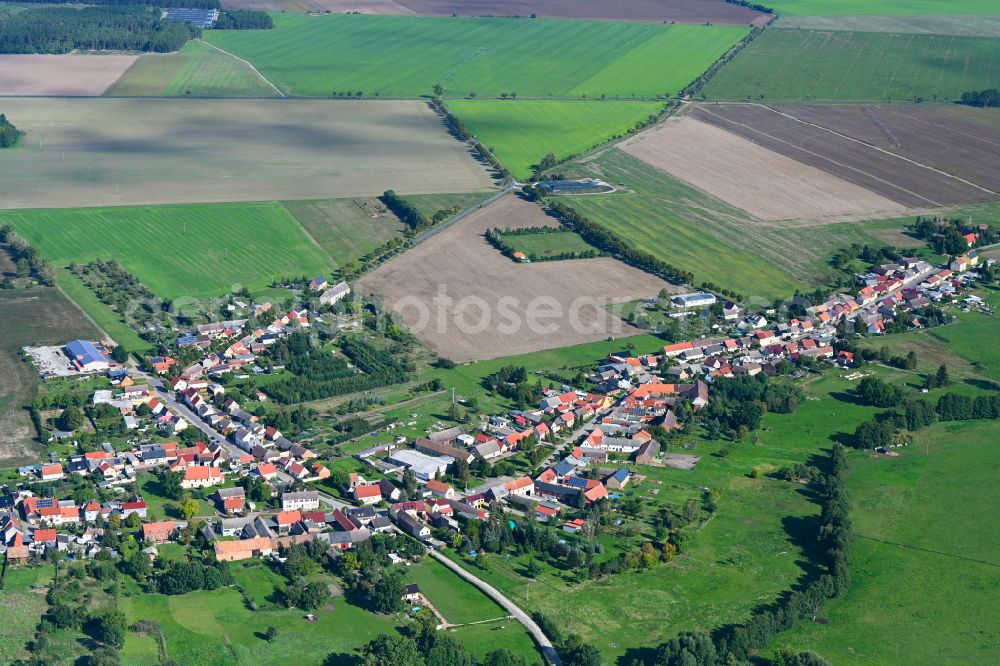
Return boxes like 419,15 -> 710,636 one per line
703,29 -> 1000,101
0,202 -> 332,300
448,100 -> 665,180
106,40 -> 280,98
0,98 -> 495,209
763,0 -> 1000,16
204,14 -> 749,99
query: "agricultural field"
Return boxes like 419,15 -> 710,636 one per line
0,54 -> 137,96
702,29 -> 1000,102
775,15 -> 1000,37
0,286 -> 101,467
221,0 -> 770,25
204,14 -> 749,99
448,100 -> 665,180
0,202 -> 332,300
690,104 -> 1000,207
356,194 -> 674,361
0,98 -> 495,210
106,40 -> 280,98
762,0 -> 1000,16
0,567 -> 51,663
619,115 -> 907,221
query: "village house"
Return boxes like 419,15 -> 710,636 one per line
142,521 -> 177,544
181,465 -> 224,489
281,491 -> 320,512
215,487 -> 246,514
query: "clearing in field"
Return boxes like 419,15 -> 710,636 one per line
0,54 -> 137,96
703,29 -> 1000,102
0,287 -> 101,466
619,115 -> 907,222
0,98 -> 495,209
221,0 -> 769,25
775,14 -> 1000,37
0,202 -> 332,300
204,14 -> 749,99
356,195 -> 673,362
761,0 -> 1000,16
106,40 -> 280,98
691,104 -> 999,207
448,100 -> 665,180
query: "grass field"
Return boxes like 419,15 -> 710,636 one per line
764,0 -> 1000,16
106,40 -> 279,98
703,29 -> 1000,101
500,229 -> 597,260
204,14 -> 748,99
405,559 -> 507,625
775,15 -> 1000,37
1,202 -> 333,300
0,98 -> 494,210
52,267 -> 152,353
448,100 -> 664,180
0,568 -> 50,663
0,286 -> 101,467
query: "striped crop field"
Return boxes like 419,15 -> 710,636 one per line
204,13 -> 749,99
0,202 -> 333,300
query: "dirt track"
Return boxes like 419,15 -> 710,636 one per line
0,55 -> 138,96
356,195 -> 674,362
692,104 -> 998,207
620,116 -> 907,222
221,0 -> 768,24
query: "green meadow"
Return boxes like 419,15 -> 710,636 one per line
205,14 -> 748,99
1,202 -> 332,300
448,100 -> 664,179
107,40 -> 280,98
500,229 -> 597,259
764,0 -> 1000,16
704,28 -> 1000,101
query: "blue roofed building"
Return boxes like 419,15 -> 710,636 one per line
64,340 -> 110,373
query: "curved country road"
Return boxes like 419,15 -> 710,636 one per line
428,550 -> 562,666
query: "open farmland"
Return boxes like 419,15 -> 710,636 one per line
449,100 -> 665,180
106,40 -> 280,97
204,14 -> 749,99
691,104 -> 1000,207
703,29 -> 1000,102
0,54 -> 137,96
221,0 -> 770,25
775,15 -> 1000,37
0,288 -> 100,466
0,98 -> 494,209
619,115 -> 907,222
356,195 -> 673,361
761,0 -> 1000,16
0,202 -> 332,300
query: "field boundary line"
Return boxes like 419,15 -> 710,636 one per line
279,203 -> 339,267
742,103 -> 1000,198
198,39 -> 286,98
855,534 -> 1000,568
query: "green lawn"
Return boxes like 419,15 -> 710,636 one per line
0,569 -> 49,663
1,202 -> 333,300
764,0 -> 1000,16
106,40 -> 280,98
448,100 -> 664,179
53,267 -> 152,353
405,559 -> 506,625
204,14 -> 748,99
703,29 -> 1000,101
499,229 -> 597,260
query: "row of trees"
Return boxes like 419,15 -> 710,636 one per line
380,189 -> 429,232
0,6 -> 200,54
651,445 -> 848,666
0,224 -> 54,285
429,98 -> 512,179
547,201 -> 695,285
357,617 -> 532,666
959,89 -> 1000,108
214,10 -> 272,29
0,113 -> 18,148
853,389 -> 1000,449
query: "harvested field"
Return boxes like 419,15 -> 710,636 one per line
0,287 -> 100,466
768,105 -> 1000,197
356,195 -> 673,361
691,104 -> 999,208
0,98 -> 495,209
620,115 -> 907,221
0,54 -> 137,96
221,0 -> 770,25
